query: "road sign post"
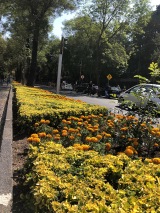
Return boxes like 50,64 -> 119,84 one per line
106,74 -> 112,85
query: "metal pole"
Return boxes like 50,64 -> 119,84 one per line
56,54 -> 63,93
56,36 -> 64,94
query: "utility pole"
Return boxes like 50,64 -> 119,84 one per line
56,36 -> 64,94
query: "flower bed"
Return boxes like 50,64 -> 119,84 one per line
13,82 -> 160,212
13,82 -> 107,133
23,141 -> 160,212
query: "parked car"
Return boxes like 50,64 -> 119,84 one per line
61,82 -> 73,90
75,83 -> 98,95
118,84 -> 160,113
75,83 -> 89,93
98,86 -> 121,98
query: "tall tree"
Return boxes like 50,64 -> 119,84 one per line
63,0 -> 152,85
2,0 -> 82,86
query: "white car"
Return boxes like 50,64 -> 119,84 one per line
118,84 -> 160,112
61,83 -> 73,90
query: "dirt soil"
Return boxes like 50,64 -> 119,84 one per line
12,134 -> 29,213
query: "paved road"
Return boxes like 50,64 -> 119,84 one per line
64,92 -> 126,114
64,92 -> 160,125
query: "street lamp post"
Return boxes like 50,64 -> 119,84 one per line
56,36 -> 64,94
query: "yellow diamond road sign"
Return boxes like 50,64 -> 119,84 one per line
107,74 -> 112,80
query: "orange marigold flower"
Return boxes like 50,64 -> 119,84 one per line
141,123 -> 146,127
96,134 -> 102,140
53,129 -> 59,134
85,137 -> 92,142
154,143 -> 159,147
77,133 -> 81,137
62,132 -> 68,137
105,133 -> 111,137
46,134 -> 52,138
69,135 -> 75,140
63,127 -> 68,130
106,143 -> 111,151
133,141 -> 139,146
32,137 -> 40,143
156,131 -> 160,136
40,119 -> 46,124
91,137 -> 98,142
82,144 -> 90,151
125,148 -> 134,157
31,133 -> 39,138
62,119 -> 67,123
73,143 -> 81,147
120,127 -> 128,131
45,120 -> 50,124
67,121 -> 71,125
152,127 -> 159,132
38,132 -> 46,137
54,136 -> 60,140
27,137 -> 33,142
34,123 -> 39,127
152,158 -> 160,164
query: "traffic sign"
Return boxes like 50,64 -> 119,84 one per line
107,74 -> 112,80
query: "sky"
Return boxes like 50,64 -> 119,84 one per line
52,0 -> 160,39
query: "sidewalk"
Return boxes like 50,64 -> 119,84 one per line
0,84 -> 12,213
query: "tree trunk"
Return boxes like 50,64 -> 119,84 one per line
26,24 -> 39,86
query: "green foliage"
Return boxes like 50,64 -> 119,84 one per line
134,74 -> 150,83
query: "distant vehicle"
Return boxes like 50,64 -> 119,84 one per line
75,83 -> 89,93
118,84 -> 160,113
61,82 -> 73,90
98,86 -> 121,98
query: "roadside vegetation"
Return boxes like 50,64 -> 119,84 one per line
13,82 -> 160,213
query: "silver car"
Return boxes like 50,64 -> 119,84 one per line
118,84 -> 160,112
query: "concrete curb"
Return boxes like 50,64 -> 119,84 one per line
0,86 -> 13,213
